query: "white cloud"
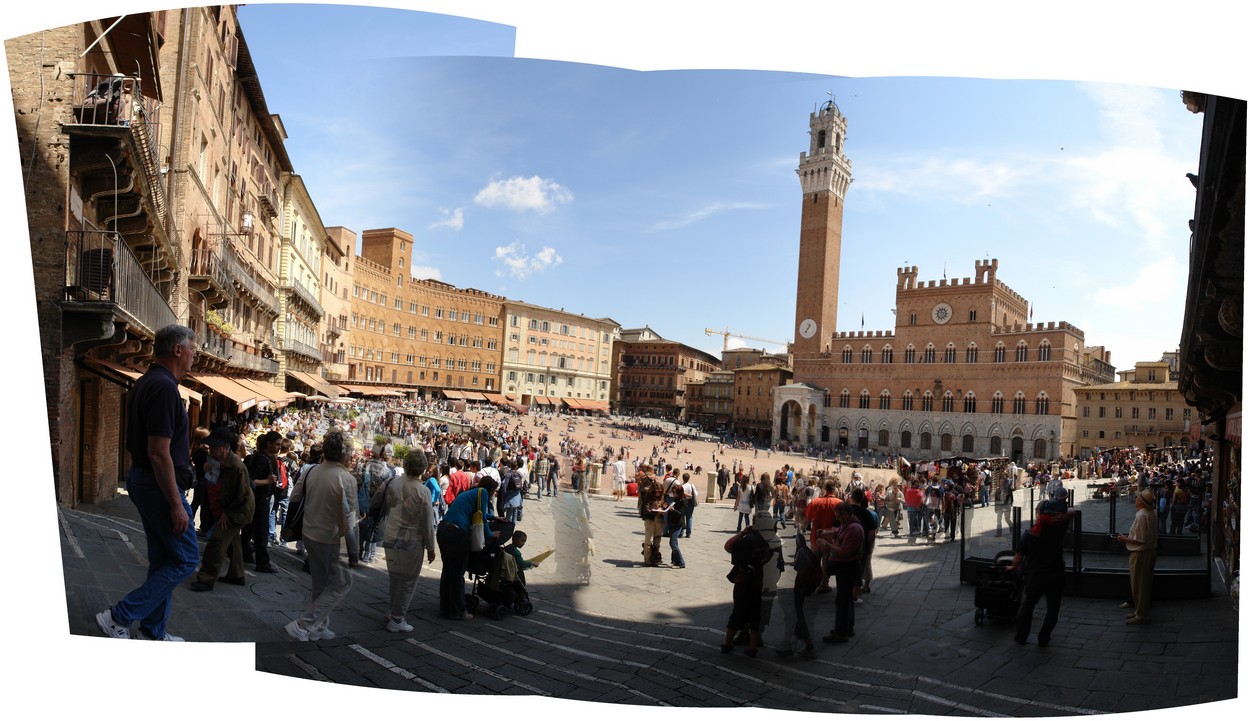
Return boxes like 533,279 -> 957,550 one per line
474,176 -> 573,213
1091,256 -> 1181,309
649,201 -> 769,231
408,266 -> 443,281
428,208 -> 464,231
855,154 -> 1029,204
493,242 -> 563,279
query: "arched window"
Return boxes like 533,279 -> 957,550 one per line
991,392 -> 1004,414
966,343 -> 979,363
942,391 -> 954,413
902,390 -> 914,411
1016,341 -> 1029,362
842,346 -> 853,364
962,434 -> 975,452
881,346 -> 894,364
989,436 -> 1002,455
964,393 -> 977,414
944,343 -> 956,363
817,129 -> 827,149
839,389 -> 851,408
920,432 -> 932,450
859,390 -> 871,409
878,429 -> 890,446
861,346 -> 873,364
1034,438 -> 1048,458
901,430 -> 912,448
1038,341 -> 1052,361
995,343 -> 1006,363
1036,393 -> 1050,415
940,433 -> 953,451
924,343 -> 936,364
922,391 -> 934,412
1013,392 -> 1027,415
879,390 -> 891,410
904,345 -> 916,364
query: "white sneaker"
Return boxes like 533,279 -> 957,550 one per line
308,625 -> 336,640
137,628 -> 185,641
95,609 -> 130,639
284,620 -> 311,641
386,617 -> 414,633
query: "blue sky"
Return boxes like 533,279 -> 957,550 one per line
235,3 -> 1208,368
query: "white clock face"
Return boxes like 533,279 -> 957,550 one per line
799,318 -> 817,339
932,303 -> 953,325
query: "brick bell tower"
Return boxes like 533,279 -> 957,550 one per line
793,99 -> 852,358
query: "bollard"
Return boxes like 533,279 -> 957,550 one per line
586,464 -> 601,495
705,471 -> 718,504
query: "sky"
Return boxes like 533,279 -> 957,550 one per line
230,3 -> 1208,368
2,2 -> 1246,721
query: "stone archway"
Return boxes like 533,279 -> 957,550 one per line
780,400 -> 803,442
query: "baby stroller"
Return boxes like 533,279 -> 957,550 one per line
464,519 -> 533,619
973,549 -> 1022,625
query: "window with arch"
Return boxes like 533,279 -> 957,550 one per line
964,393 -> 977,413
920,432 -> 932,450
842,346 -> 853,364
1034,438 -> 1047,458
1038,341 -> 1052,361
942,391 -> 954,413
991,392 -> 1004,414
839,389 -> 851,408
966,344 -> 979,363
944,343 -> 956,363
902,391 -> 914,411
878,429 -> 890,446
922,391 -> 934,412
989,436 -> 1003,455
1036,394 -> 1050,415
904,345 -> 916,364
901,430 -> 912,448
923,344 -> 936,363
1013,392 -> 1027,415
962,434 -> 975,452
994,343 -> 1006,363
879,390 -> 891,410
1016,342 -> 1029,362
940,433 -> 953,452
859,390 -> 871,409
881,346 -> 894,364
861,347 -> 873,364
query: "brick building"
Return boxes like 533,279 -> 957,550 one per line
612,327 -> 720,420
276,174 -> 327,382
732,363 -> 794,442
348,228 -> 505,395
317,226 -> 355,385
686,369 -> 735,431
777,100 -> 1116,462
1073,360 -> 1192,456
501,301 -> 617,411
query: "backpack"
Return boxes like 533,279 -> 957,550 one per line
727,530 -> 772,583
792,534 -> 822,597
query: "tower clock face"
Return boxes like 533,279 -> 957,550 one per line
799,318 -> 818,339
931,303 -> 953,325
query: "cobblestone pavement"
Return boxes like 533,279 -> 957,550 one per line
57,478 -> 1239,716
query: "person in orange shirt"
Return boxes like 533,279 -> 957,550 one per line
803,480 -> 842,593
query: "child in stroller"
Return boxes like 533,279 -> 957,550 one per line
466,524 -> 535,619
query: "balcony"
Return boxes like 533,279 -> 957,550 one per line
1125,423 -> 1187,435
282,280 -> 325,319
227,349 -> 279,375
219,243 -> 279,315
280,337 -> 324,362
61,230 -> 176,336
188,245 -> 230,307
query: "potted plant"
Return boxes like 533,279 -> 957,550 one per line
218,321 -> 234,338
204,309 -> 224,333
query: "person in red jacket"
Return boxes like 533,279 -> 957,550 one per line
804,480 -> 842,593
903,479 -> 924,537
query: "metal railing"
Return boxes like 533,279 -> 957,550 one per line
187,315 -> 231,361
227,350 -> 279,375
280,336 -> 324,362
189,246 -> 229,291
63,230 -> 176,335
219,243 -> 279,313
282,280 -> 325,318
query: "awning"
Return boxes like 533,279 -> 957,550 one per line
187,373 -> 257,412
83,358 -> 203,406
533,396 -> 550,406
287,370 -> 338,398
483,393 -> 508,406
464,392 -> 489,402
233,378 -> 294,408
443,390 -> 465,400
579,400 -> 610,413
562,398 -> 584,409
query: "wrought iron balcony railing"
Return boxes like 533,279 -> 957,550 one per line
63,230 -> 176,336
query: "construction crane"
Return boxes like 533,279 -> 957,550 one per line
704,327 -> 788,352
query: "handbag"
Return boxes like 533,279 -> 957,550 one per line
280,496 -> 304,542
469,488 -> 487,552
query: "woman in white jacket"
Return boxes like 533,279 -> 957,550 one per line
379,452 -> 438,632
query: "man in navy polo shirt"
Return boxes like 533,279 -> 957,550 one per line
96,324 -> 200,641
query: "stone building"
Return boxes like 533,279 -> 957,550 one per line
732,363 -> 794,442
1073,360 -> 1191,456
501,301 -> 617,411
776,100 -> 1115,462
348,228 -> 505,394
275,174 -> 327,383
686,369 -> 735,431
318,226 -> 355,385
612,327 -> 721,420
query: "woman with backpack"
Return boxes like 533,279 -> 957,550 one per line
720,522 -> 774,657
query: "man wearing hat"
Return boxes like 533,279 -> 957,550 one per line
1115,489 -> 1159,624
189,428 -> 255,592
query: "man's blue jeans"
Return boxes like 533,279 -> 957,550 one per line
906,508 -> 921,535
111,466 -> 199,638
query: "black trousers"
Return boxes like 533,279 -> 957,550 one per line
244,490 -> 273,569
1015,570 -> 1063,643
